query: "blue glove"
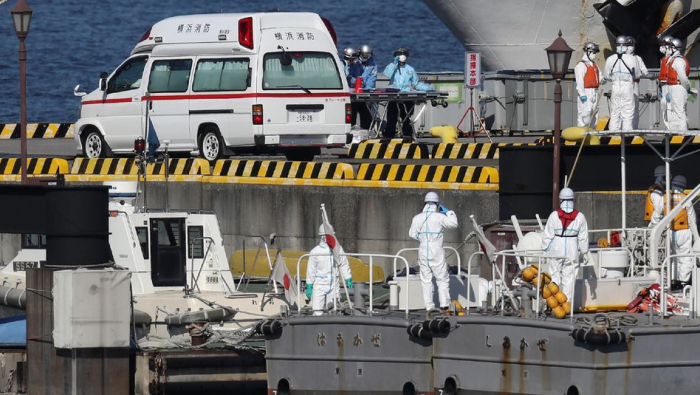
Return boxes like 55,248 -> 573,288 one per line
306,284 -> 313,299
580,95 -> 587,103
439,205 -> 449,214
346,278 -> 354,290
666,93 -> 671,102
394,55 -> 400,64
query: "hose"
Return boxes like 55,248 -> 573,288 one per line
566,91 -> 602,187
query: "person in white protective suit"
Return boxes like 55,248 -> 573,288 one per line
574,42 -> 601,127
604,36 -> 643,131
409,192 -> 459,311
658,36 -> 674,129
646,165 -> 670,227
625,37 -> 648,129
541,188 -> 589,301
668,175 -> 698,286
665,38 -> 695,131
305,224 -> 353,316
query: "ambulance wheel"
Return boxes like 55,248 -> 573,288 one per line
199,127 -> 224,161
82,129 -> 111,158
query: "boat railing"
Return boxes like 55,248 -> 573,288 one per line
391,247 -> 461,277
659,253 -> 700,318
238,235 -> 276,293
187,236 -> 216,295
588,227 -> 652,275
296,252 -> 411,318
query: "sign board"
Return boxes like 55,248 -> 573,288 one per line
433,83 -> 463,103
465,51 -> 481,88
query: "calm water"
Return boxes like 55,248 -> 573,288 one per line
0,0 -> 462,122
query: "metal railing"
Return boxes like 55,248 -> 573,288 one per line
296,252 -> 411,318
660,253 -> 700,318
188,236 -> 215,295
391,247 -> 462,277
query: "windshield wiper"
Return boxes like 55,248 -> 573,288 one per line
276,85 -> 312,94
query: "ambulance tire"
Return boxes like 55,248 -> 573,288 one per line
284,147 -> 319,162
82,129 -> 111,158
199,127 -> 225,161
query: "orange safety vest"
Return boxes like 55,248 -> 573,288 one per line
666,56 -> 690,85
663,191 -> 689,230
659,56 -> 669,82
581,62 -> 600,88
645,187 -> 661,222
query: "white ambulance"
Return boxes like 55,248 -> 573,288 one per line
75,13 -> 351,161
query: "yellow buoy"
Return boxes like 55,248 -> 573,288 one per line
562,126 -> 593,142
547,282 -> 559,295
522,268 -> 535,282
563,302 -> 572,314
542,286 -> 552,299
546,296 -> 560,309
554,291 -> 568,304
540,272 -> 551,285
553,305 -> 567,319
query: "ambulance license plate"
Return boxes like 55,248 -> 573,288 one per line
295,112 -> 315,122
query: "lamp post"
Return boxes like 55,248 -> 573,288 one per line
11,0 -> 33,185
545,30 -> 573,210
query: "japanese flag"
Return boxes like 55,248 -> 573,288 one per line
321,208 -> 343,264
270,252 -> 298,309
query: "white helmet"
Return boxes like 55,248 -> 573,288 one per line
318,224 -> 326,235
358,44 -> 373,58
670,38 -> 685,51
559,188 -> 575,200
425,191 -> 440,203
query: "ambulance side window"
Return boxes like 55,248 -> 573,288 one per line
107,56 -> 148,94
148,59 -> 193,93
193,58 -> 250,92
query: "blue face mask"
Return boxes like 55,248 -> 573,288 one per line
561,200 -> 574,213
616,46 -> 626,54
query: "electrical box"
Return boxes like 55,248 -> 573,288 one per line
53,269 -> 131,349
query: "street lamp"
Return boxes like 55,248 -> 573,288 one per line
545,30 -> 573,210
11,0 -> 33,185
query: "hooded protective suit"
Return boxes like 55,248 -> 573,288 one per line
625,46 -> 648,129
605,52 -> 640,131
541,209 -> 589,301
306,240 -> 352,315
574,54 -> 600,127
666,54 -> 690,131
409,203 -> 459,309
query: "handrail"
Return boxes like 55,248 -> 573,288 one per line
296,252 -> 411,318
392,247 -> 462,278
650,183 -> 700,268
659,252 -> 700,317
466,251 -> 484,312
188,236 -> 215,295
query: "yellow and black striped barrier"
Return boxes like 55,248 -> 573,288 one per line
351,163 -> 499,190
206,160 -> 354,186
66,158 -> 210,182
347,141 -> 430,159
0,123 -> 74,139
536,135 -> 700,146
0,157 -> 70,181
431,142 -> 538,160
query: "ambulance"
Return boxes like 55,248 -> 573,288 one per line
74,13 -> 351,161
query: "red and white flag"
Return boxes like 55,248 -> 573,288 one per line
321,206 -> 343,264
270,252 -> 298,308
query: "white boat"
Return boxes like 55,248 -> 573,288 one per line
422,0 -> 700,70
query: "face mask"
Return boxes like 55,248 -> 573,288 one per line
660,46 -> 667,55
398,55 -> 407,63
561,200 -> 574,213
587,52 -> 597,62
626,46 -> 634,55
616,45 -> 626,54
360,56 -> 368,63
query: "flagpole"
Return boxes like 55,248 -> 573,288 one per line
320,204 -> 353,312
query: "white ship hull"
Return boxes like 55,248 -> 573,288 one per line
423,0 -> 700,70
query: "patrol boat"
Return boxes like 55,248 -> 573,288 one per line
259,129 -> 700,395
2,181 -> 281,338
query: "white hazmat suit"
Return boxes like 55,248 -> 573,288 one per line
541,209 -> 589,301
574,55 -> 601,127
409,203 -> 459,310
666,55 -> 690,131
670,190 -> 697,283
306,240 -> 352,315
605,52 -> 641,131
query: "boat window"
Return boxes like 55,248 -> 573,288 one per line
157,220 -> 181,247
262,52 -> 342,90
135,227 -> 149,259
148,59 -> 193,93
187,226 -> 204,259
21,234 -> 46,249
193,58 -> 250,92
107,56 -> 148,94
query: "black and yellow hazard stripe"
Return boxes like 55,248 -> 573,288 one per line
212,160 -> 353,179
0,123 -> 74,139
0,158 -> 69,178
355,163 -> 498,184
347,141 -> 430,159
67,158 -> 210,182
431,142 -> 538,160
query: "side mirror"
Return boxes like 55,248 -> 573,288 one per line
99,72 -> 108,91
280,53 -> 292,67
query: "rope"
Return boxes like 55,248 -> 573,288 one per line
575,312 -> 639,328
566,90 -> 603,187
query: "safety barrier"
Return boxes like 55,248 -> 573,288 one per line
0,157 -> 70,181
431,142 -> 538,160
537,135 -> 700,146
66,158 -> 210,182
347,141 -> 430,159
206,159 -> 354,186
352,163 -> 499,190
0,123 -> 74,139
